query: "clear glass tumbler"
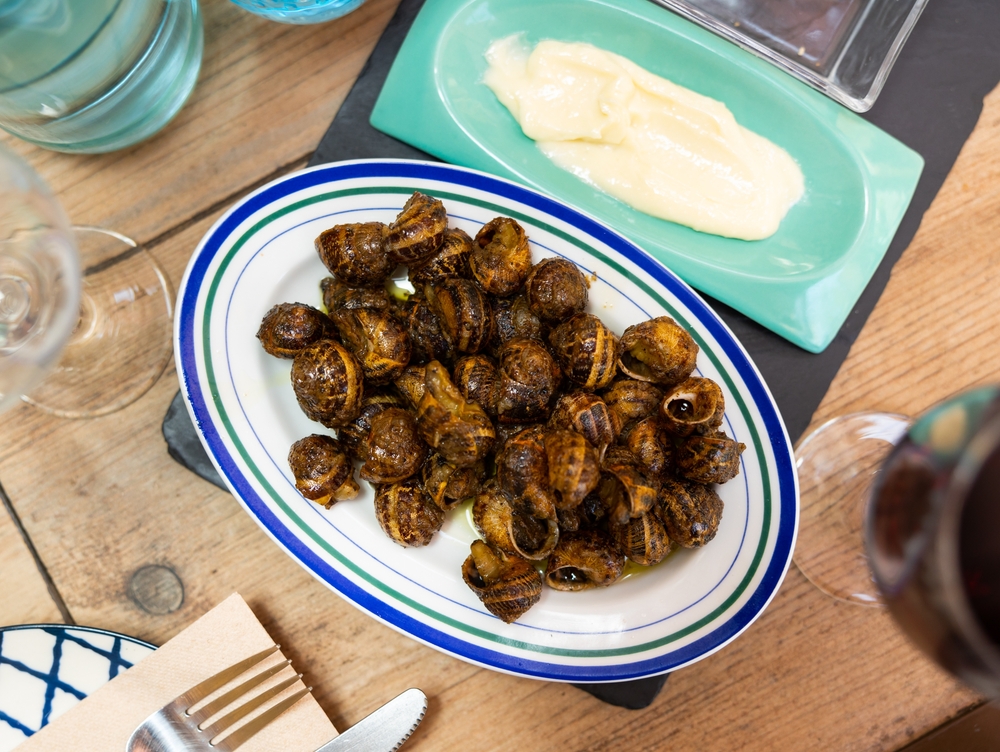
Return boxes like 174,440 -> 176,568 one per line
0,0 -> 204,153
228,0 -> 366,24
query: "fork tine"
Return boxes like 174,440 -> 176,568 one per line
175,646 -> 280,709
200,673 -> 302,738
187,660 -> 291,725
211,686 -> 311,752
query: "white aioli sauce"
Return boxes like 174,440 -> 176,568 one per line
483,36 -> 804,241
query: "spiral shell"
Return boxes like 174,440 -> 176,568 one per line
548,313 -> 619,390
358,407 -> 428,484
385,191 -> 447,265
610,511 -> 674,566
291,339 -> 364,428
660,376 -> 726,437
315,222 -> 394,287
320,277 -> 389,312
620,416 -> 673,480
601,378 -> 664,430
336,387 -> 406,459
657,477 -> 724,548
329,306 -> 411,385
547,391 -> 620,458
453,354 -> 498,418
494,337 -> 561,424
543,429 -> 600,510
287,434 -> 359,508
421,452 -> 485,511
488,294 -> 543,355
257,302 -> 337,359
525,257 -> 589,322
617,316 -> 699,386
416,361 -> 495,466
495,425 -> 557,520
462,540 -> 543,623
675,432 -> 745,484
472,482 -> 559,560
425,278 -> 493,355
471,217 -> 533,297
405,297 -> 454,365
408,226 -> 473,286
374,478 -> 445,547
544,529 -> 625,591
598,447 -> 658,525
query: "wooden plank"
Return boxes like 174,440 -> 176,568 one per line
0,497 -> 63,626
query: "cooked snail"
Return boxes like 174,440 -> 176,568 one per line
601,378 -> 664,430
320,277 -> 389,312
660,376 -> 725,437
404,296 -> 455,365
287,434 -> 359,508
544,529 -> 625,591
425,278 -> 493,355
598,446 -> 658,525
315,221 -> 394,287
548,313 -> 618,390
674,431 -> 745,484
462,540 -> 542,623
494,337 -> 561,424
657,477 -> 724,548
610,512 -> 674,567
337,387 -> 407,460
472,481 -> 559,560
471,217 -> 533,296
385,191 -> 447,266
329,306 -> 411,385
495,425 -> 557,520
421,452 -> 485,511
543,429 -> 600,510
395,364 -> 427,409
290,339 -> 364,428
488,294 -> 543,355
547,391 -> 620,458
617,316 -> 698,386
408,227 -> 473,286
452,354 -> 498,418
257,302 -> 337,359
358,407 -> 428,484
525,257 -> 589,322
620,416 -> 673,480
374,478 -> 445,547
416,360 -> 495,466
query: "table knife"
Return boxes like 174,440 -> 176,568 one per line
314,687 -> 427,752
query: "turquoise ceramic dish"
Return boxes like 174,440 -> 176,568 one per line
370,0 -> 924,352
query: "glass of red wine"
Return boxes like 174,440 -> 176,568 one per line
795,387 -> 1000,698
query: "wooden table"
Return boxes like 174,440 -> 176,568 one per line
1,1 -> 997,748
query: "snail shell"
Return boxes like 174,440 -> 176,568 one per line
598,446 -> 658,525
547,391 -> 620,459
544,529 -> 625,591
408,227 -> 473,286
287,434 -> 359,508
315,222 -> 395,287
543,429 -> 601,510
320,277 -> 389,312
453,354 -> 499,418
329,306 -> 412,385
374,478 -> 444,547
657,477 -> 724,548
495,425 -> 557,520
336,387 -> 407,460
472,482 -> 559,560
620,416 -> 673,480
291,339 -> 364,428
471,217 -> 533,297
425,278 -> 493,355
462,540 -> 543,623
525,257 -> 589,322
257,302 -> 337,359
358,407 -> 428,484
421,452 -> 485,511
405,296 -> 455,365
416,360 -> 495,466
675,431 -> 745,484
617,316 -> 698,386
660,376 -> 726,437
494,337 -> 561,424
548,313 -> 619,391
601,378 -> 664,431
488,294 -> 543,356
610,511 -> 674,566
394,364 -> 427,409
385,192 -> 448,266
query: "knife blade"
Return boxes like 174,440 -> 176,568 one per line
314,687 -> 427,752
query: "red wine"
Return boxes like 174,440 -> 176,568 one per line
959,444 -> 1000,645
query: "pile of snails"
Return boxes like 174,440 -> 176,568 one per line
257,191 -> 745,623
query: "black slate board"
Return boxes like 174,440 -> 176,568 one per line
164,0 -> 1000,710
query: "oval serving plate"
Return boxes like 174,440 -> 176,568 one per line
176,159 -> 798,683
369,0 -> 923,353
0,625 -> 154,750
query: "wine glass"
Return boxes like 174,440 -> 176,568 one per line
0,142 -> 173,417
795,388 -> 1000,698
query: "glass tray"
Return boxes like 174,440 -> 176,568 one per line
648,0 -> 928,111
